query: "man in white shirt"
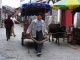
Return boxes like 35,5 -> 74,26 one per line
26,13 -> 47,56
11,15 -> 20,37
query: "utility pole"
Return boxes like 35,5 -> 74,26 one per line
30,0 -> 31,3
20,0 -> 25,22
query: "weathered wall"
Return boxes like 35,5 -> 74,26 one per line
51,10 -> 58,24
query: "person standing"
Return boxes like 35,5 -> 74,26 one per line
26,13 -> 47,56
4,15 -> 13,41
10,15 -> 20,37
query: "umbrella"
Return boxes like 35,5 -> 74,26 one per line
52,0 -> 80,10
21,2 -> 51,16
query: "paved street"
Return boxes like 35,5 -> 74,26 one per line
0,24 -> 80,60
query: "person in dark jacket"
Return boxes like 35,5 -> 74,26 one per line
4,15 -> 13,41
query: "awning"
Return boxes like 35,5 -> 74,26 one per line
52,0 -> 80,10
21,2 -> 51,16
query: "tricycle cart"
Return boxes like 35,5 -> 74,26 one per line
21,2 -> 51,46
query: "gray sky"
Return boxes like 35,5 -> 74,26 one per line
2,0 -> 52,8
2,0 -> 36,8
2,0 -> 20,8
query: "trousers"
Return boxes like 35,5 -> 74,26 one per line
34,30 -> 44,52
6,28 -> 11,39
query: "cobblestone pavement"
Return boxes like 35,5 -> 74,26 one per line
0,24 -> 80,60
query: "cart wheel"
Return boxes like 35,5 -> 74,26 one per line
21,32 -> 24,46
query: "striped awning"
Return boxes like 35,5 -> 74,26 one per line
52,0 -> 80,10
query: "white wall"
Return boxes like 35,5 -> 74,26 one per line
45,15 -> 52,27
57,9 -> 61,23
74,12 -> 80,28
1,12 -> 5,19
